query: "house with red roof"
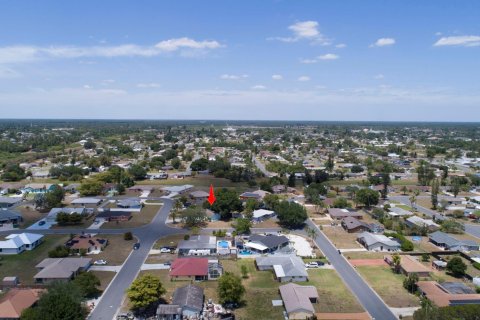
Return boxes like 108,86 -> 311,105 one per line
169,258 -> 223,281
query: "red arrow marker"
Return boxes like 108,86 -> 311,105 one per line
208,184 -> 216,205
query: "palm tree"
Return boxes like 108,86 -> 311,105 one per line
172,199 -> 183,224
304,226 -> 317,244
401,186 -> 408,195
392,254 -> 401,274
409,194 -> 417,211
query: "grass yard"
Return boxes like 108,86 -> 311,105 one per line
356,265 -> 420,308
301,269 -> 364,313
91,235 -> 133,265
89,271 -> 116,291
101,205 -> 161,229
322,227 -> 363,249
344,251 -> 387,259
16,205 -> 47,228
0,235 -> 69,285
407,236 -> 440,252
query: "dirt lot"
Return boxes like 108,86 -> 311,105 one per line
89,270 -> 116,291
90,235 -> 134,265
322,226 -> 364,249
16,205 -> 47,228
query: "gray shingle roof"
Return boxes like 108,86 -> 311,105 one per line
248,234 -> 289,249
172,285 -> 204,312
178,235 -> 216,250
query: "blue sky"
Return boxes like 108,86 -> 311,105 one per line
0,1 -> 479,121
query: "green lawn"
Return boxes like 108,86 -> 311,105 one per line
100,205 -> 161,229
356,265 -> 420,308
0,235 -> 69,285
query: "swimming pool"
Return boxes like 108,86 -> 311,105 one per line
217,240 -> 229,248
239,250 -> 252,255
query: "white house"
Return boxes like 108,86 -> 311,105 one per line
0,233 -> 44,255
251,209 -> 275,223
357,232 -> 401,252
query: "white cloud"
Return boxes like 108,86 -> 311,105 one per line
374,74 -> 385,80
298,76 -> 310,82
251,85 -> 267,90
370,38 -> 396,47
300,53 -> 338,64
317,53 -> 339,60
272,74 -> 283,80
137,83 -> 161,88
220,74 -> 248,80
270,20 -> 330,45
335,43 -> 347,48
0,37 -> 224,64
83,85 -> 92,89
0,66 -> 21,78
434,35 -> 480,47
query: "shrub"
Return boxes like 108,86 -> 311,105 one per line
124,232 -> 133,241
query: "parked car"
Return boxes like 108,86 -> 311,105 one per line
160,247 -> 171,253
305,262 -> 320,268
94,259 -> 108,265
38,220 -> 46,226
315,260 -> 325,266
133,243 -> 140,250
163,261 -> 172,266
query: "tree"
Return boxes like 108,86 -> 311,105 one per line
440,220 -> 465,234
48,245 -> 70,258
73,272 -> 100,298
452,178 -> 461,198
83,139 -> 96,150
232,218 -> 251,235
21,282 -> 87,320
171,157 -> 181,169
314,170 -> 329,184
355,188 -> 379,207
325,154 -> 334,172
403,273 -> 419,293
401,186 -> 408,195
417,161 -> 435,186
172,199 -> 183,224
244,199 -> 260,218
446,257 -> 467,277
422,253 -> 430,262
1,163 -> 25,181
79,180 -> 103,196
180,205 -> 207,227
287,173 -> 296,187
263,194 -> 280,210
217,272 -> 245,305
275,201 -> 307,229
127,274 -> 166,310
56,212 -> 83,226
392,254 -> 401,274
190,158 -> 209,171
124,232 -> 133,241
413,304 -> 480,320
332,197 -> 349,208
128,164 -> 147,180
241,265 -> 249,279
208,188 -> 242,220
305,226 -> 317,243
431,178 -> 439,210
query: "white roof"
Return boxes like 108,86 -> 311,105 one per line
252,209 -> 274,219
245,242 -> 268,251
5,233 -> 43,245
71,197 -> 101,204
163,185 -> 194,193
273,264 -> 286,278
0,237 -> 24,249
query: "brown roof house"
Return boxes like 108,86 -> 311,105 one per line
385,255 -> 431,277
279,283 -> 318,320
65,234 -> 108,254
0,288 -> 43,319
328,208 -> 363,220
34,257 -> 91,284
417,281 -> 480,307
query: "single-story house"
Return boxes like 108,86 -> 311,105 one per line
255,255 -> 308,282
96,210 -> 132,222
0,233 -> 44,255
439,196 -> 466,206
246,234 -> 290,254
0,288 -> 43,319
156,305 -> 182,320
417,281 -> 480,307
405,216 -> 440,232
169,258 -> 223,281
34,257 -> 92,284
0,209 -> 22,224
65,234 -> 108,254
178,235 -> 217,256
70,197 -> 102,206
252,209 -> 275,223
117,199 -> 142,209
189,191 -> 209,203
385,255 -> 431,277
162,185 -> 194,194
357,232 -> 401,252
128,185 -> 155,192
388,207 -> 413,217
239,190 -> 270,201
328,208 -> 363,220
0,197 -> 22,209
429,231 -> 479,251
46,207 -> 87,222
171,285 -> 204,318
22,183 -> 56,194
279,283 -> 318,320
341,216 -> 384,233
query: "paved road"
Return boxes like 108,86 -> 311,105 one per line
253,156 -> 277,177
89,198 -> 185,320
306,220 -> 397,320
389,195 -> 446,221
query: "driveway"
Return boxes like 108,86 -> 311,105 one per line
306,219 -> 397,320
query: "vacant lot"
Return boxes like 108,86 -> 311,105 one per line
302,269 -> 364,313
16,205 -> 47,228
0,235 -> 69,285
91,235 -> 133,265
407,236 -> 440,252
101,204 -> 161,229
322,227 -> 363,249
356,265 -> 420,308
89,270 -> 116,291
